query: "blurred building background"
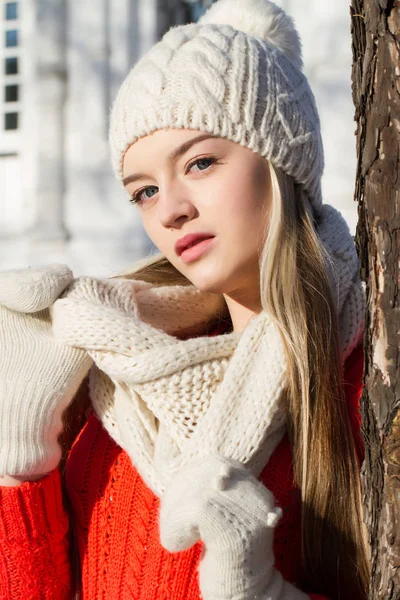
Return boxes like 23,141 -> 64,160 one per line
0,0 -> 358,276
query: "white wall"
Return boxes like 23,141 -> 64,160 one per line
0,155 -> 22,232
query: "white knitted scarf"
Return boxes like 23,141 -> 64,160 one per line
53,204 -> 364,498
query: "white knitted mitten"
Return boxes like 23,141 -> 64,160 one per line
0,265 -> 93,478
160,455 -> 309,600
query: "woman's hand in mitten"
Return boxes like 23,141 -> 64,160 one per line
160,455 -> 309,600
0,265 -> 93,480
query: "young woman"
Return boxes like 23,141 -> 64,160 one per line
0,0 -> 370,598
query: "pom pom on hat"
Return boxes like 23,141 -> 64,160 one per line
199,0 -> 303,69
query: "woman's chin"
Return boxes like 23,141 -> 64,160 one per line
185,272 -> 234,295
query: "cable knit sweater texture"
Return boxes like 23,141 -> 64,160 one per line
0,342 -> 364,600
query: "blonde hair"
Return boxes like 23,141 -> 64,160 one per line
259,166 -> 370,596
62,163 -> 370,598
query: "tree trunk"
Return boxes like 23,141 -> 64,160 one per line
350,1 -> 400,598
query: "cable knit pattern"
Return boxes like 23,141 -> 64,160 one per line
316,204 -> 365,363
51,203 -> 364,497
109,0 -> 324,214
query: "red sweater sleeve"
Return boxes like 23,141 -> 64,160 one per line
0,467 -> 72,599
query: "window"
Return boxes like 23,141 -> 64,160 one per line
5,57 -> 18,74
5,30 -> 18,47
183,0 -> 215,22
5,84 -> 18,102
188,3 -> 207,21
5,2 -> 18,20
5,112 -> 18,130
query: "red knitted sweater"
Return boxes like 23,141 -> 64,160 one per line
0,345 -> 364,600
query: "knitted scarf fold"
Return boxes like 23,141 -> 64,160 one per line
52,204 -> 364,497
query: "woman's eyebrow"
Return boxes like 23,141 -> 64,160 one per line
167,133 -> 217,162
123,133 -> 217,187
123,172 -> 147,186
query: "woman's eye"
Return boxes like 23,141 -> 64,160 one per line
130,157 -> 217,205
189,156 -> 217,173
131,185 -> 158,204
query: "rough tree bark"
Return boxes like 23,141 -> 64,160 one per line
350,1 -> 400,598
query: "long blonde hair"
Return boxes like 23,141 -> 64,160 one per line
259,166 -> 370,597
62,163 -> 370,598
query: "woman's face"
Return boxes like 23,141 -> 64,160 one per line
123,129 -> 271,296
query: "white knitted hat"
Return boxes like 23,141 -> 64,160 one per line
109,0 -> 325,215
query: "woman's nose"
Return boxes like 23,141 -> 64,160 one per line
157,184 -> 197,229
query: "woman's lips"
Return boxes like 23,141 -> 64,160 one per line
180,237 -> 216,263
